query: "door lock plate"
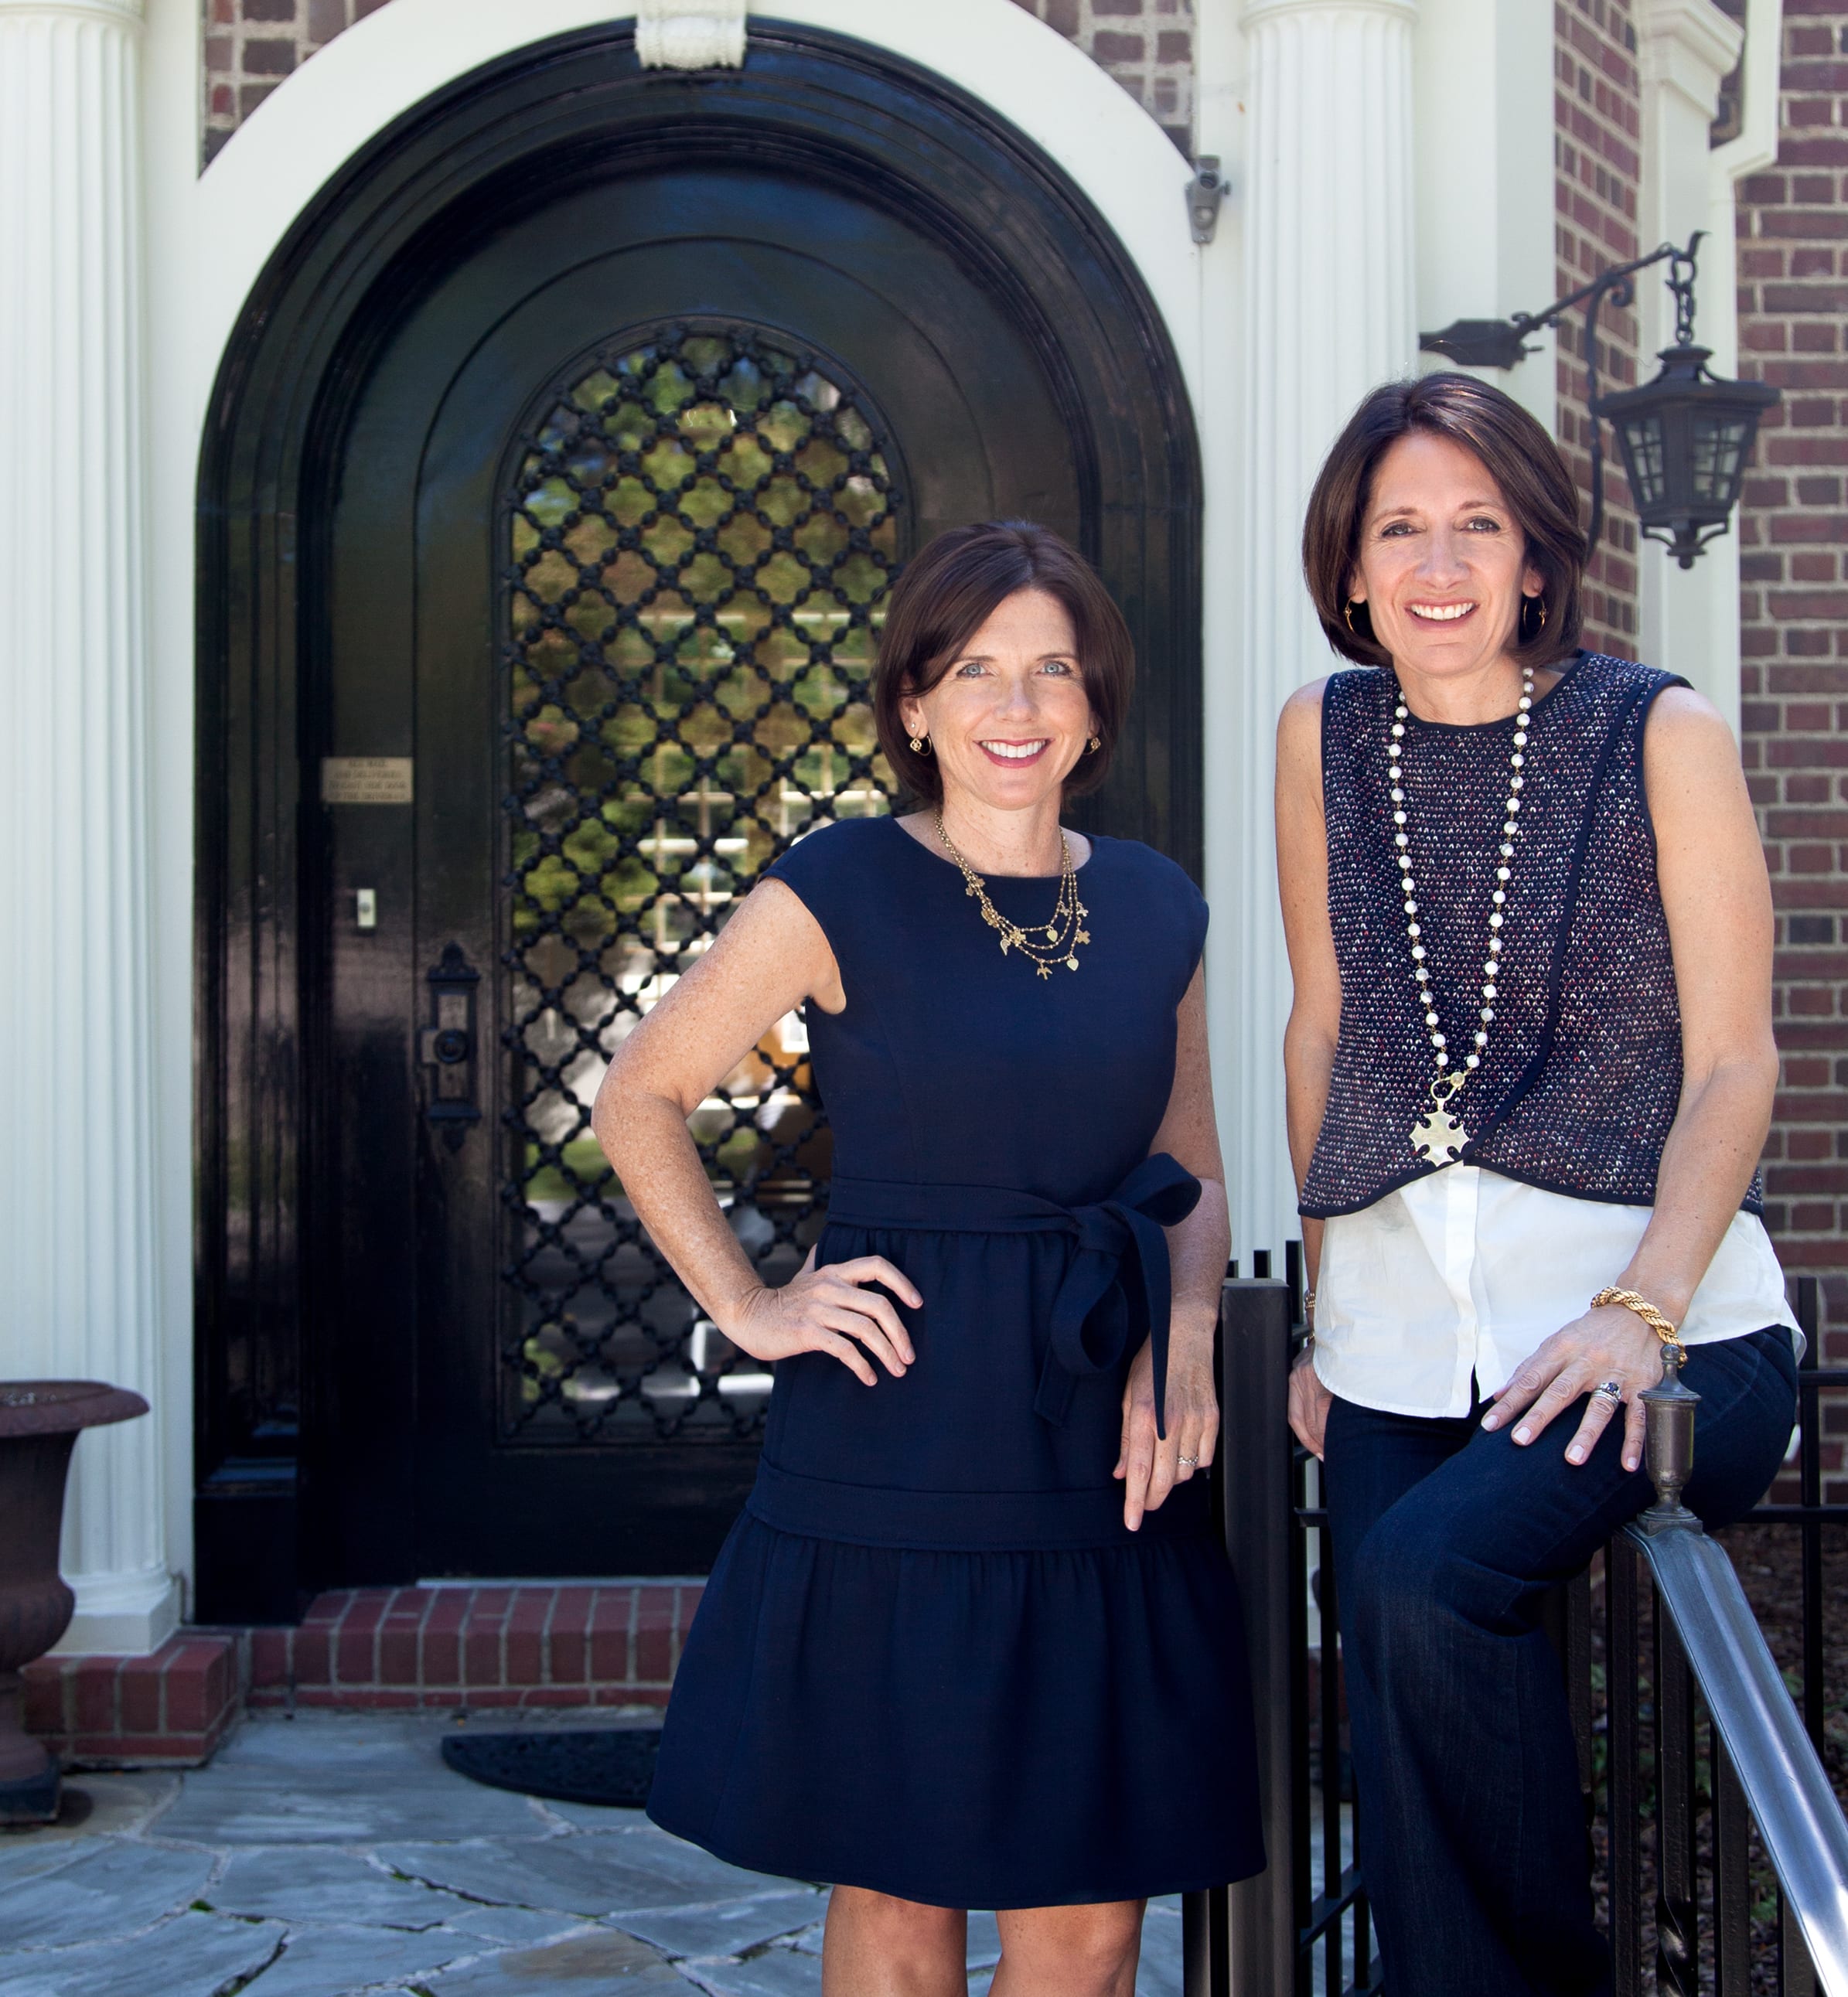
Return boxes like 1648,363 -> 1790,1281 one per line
421,942 -> 482,1149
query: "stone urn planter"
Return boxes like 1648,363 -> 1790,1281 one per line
0,1381 -> 148,1824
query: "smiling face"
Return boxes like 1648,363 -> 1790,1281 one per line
1349,431 -> 1544,689
898,587 -> 1096,820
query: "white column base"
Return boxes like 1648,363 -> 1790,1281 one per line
49,1568 -> 181,1658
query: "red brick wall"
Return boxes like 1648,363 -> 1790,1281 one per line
1734,2 -> 1848,1497
1555,0 -> 1645,660
1008,0 -> 1194,156
203,0 -> 1194,166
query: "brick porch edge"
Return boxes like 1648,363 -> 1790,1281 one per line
23,1635 -> 241,1767
247,1584 -> 705,1711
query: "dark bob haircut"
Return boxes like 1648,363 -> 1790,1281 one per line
874,520 -> 1133,806
1301,372 -> 1587,672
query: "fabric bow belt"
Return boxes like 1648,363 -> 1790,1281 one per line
823,1154 -> 1202,1439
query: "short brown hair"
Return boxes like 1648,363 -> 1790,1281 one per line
873,521 -> 1133,806
1301,373 -> 1586,671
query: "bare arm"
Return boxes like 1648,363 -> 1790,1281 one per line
1485,687 -> 1780,1465
1616,688 -> 1780,1314
1277,681 -> 1340,1457
1116,961 -> 1233,1528
591,878 -> 920,1385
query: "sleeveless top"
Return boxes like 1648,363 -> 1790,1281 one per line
1299,651 -> 1764,1220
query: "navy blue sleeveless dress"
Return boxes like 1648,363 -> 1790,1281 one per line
646,816 -> 1264,1909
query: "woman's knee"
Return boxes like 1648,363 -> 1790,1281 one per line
823,1884 -> 965,1980
994,1900 -> 1144,1995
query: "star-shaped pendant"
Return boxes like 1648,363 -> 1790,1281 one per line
1410,1107 -> 1468,1167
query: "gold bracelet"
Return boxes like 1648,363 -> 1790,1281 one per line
1591,1285 -> 1683,1353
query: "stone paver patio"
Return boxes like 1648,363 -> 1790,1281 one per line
0,1714 -> 1187,1995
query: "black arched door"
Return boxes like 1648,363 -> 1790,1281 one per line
196,25 -> 1202,1607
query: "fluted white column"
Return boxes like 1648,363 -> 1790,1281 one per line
0,0 -> 176,1654
1229,0 -> 1419,1264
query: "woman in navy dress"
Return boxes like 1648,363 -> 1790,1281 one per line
594,520 -> 1262,1994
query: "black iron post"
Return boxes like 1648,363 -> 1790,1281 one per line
1211,1278 -> 1298,1997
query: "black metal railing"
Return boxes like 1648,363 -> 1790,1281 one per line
1741,1276 -> 1848,1767
1183,1266 -> 1848,1997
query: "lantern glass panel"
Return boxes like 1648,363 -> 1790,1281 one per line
1690,413 -> 1752,504
1618,413 -> 1667,509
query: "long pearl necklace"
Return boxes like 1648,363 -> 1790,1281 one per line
1392,664 -> 1535,1167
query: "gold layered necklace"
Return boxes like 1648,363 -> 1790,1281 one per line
933,813 -> 1090,980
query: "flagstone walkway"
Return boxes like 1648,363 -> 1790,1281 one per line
0,1713 -> 1188,1996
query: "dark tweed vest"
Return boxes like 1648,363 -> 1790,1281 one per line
1299,651 -> 1760,1220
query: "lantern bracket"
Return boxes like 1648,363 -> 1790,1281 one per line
1419,232 -> 1778,568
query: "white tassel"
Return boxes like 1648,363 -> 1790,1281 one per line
636,0 -> 747,70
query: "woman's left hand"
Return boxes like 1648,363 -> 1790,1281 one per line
1480,1305 -> 1666,1470
1116,1330 -> 1219,1530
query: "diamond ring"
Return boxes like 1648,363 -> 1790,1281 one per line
1592,1380 -> 1624,1406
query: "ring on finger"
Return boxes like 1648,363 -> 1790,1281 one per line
1178,1453 -> 1198,1469
1592,1379 -> 1624,1406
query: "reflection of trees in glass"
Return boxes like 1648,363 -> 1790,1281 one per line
500,326 -> 902,1442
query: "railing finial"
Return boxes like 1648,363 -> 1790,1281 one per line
1636,1340 -> 1703,1533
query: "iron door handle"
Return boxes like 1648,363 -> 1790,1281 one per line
422,942 -> 482,1150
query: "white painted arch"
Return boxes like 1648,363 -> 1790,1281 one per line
184,0 -> 1205,428
138,0 -> 1225,1600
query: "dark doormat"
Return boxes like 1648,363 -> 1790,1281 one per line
441,1727 -> 661,1808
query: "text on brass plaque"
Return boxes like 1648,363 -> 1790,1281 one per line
321,757 -> 414,805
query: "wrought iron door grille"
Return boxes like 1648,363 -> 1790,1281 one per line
499,323 -> 903,1440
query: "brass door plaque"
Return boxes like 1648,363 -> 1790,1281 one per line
321,757 -> 414,804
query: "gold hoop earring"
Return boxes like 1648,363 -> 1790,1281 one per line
1344,601 -> 1363,636
1086,735 -> 1101,755
1520,595 -> 1548,641
909,734 -> 932,756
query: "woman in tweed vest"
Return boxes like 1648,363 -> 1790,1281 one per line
1276,372 -> 1799,1997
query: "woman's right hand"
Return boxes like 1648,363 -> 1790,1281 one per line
723,1249 -> 921,1385
1287,1348 -> 1331,1460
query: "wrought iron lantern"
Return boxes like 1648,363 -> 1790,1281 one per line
1420,233 -> 1778,567
1596,243 -> 1779,568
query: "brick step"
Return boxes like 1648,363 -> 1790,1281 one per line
248,1584 -> 704,1711
23,1634 -> 241,1767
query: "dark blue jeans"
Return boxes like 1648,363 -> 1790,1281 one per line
1323,1327 -> 1798,1997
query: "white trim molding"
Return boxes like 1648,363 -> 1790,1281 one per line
1636,0 -> 1754,726
1412,0 -> 1557,432
1,0 -> 179,1655
636,0 -> 745,70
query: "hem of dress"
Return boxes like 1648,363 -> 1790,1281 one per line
643,1798 -> 1263,1910
1300,1157 -> 1764,1222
